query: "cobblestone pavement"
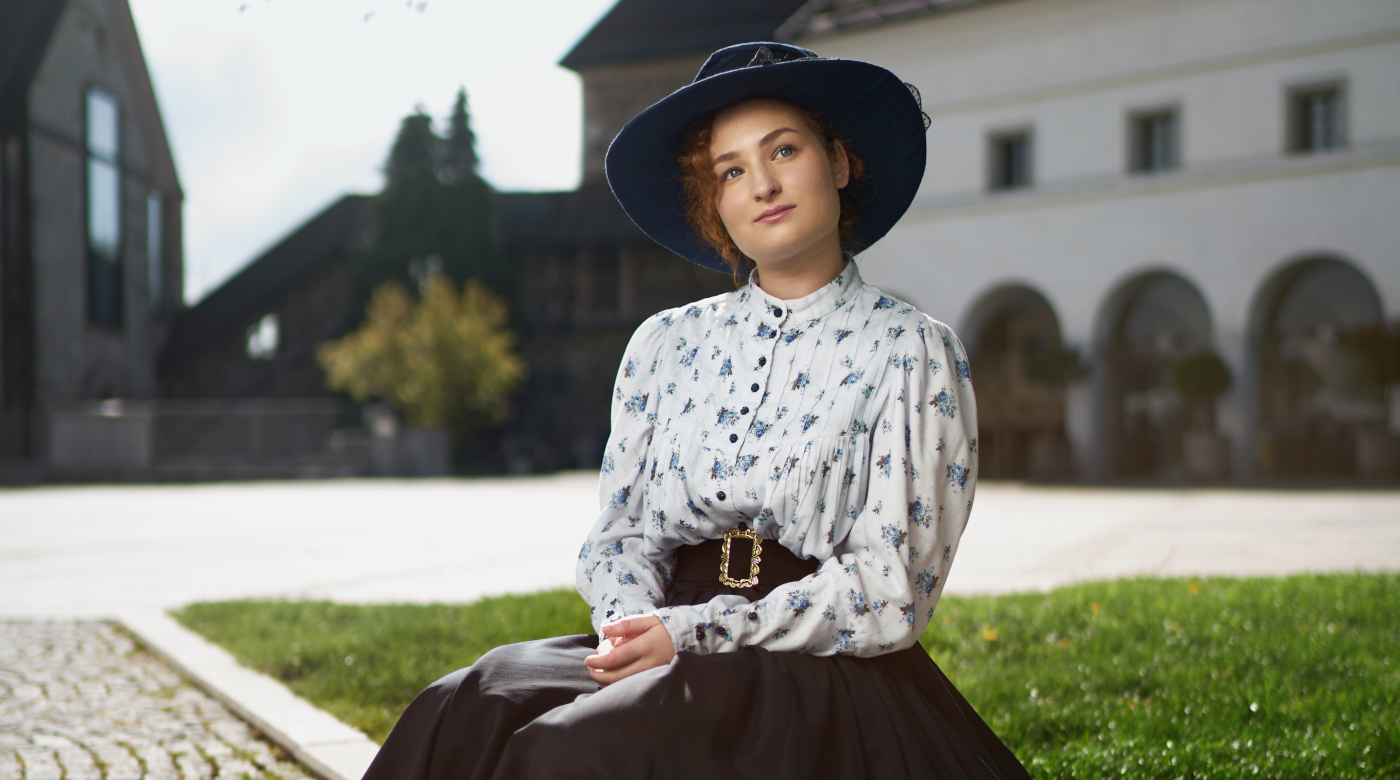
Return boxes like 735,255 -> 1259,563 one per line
0,621 -> 312,780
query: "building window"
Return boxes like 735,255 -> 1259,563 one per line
1289,83 -> 1345,153
1129,109 -> 1179,173
86,88 -> 123,327
246,313 -> 279,360
988,130 -> 1032,191
147,191 -> 163,314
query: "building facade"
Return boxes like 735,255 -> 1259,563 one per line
0,0 -> 183,473
784,0 -> 1400,482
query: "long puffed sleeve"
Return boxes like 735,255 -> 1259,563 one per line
653,318 -> 978,656
575,314 -> 671,633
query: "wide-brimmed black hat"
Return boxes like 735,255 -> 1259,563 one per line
605,42 -> 928,274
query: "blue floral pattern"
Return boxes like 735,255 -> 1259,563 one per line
576,262 -> 978,657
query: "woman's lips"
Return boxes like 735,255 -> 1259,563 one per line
755,204 -> 795,223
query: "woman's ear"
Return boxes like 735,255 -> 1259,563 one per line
831,140 -> 851,190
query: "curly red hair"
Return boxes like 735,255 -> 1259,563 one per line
677,102 -> 866,283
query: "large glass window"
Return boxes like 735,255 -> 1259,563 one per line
147,191 -> 163,314
87,88 -> 123,326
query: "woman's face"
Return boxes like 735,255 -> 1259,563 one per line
710,99 -> 849,272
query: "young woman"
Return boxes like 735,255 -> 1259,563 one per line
363,42 -> 1030,780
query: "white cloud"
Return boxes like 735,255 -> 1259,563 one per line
129,0 -> 617,302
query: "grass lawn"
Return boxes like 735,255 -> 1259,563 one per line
173,573 -> 1398,779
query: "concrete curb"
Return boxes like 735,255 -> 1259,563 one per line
119,611 -> 379,780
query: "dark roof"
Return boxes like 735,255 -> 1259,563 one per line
775,0 -> 1001,40
159,195 -> 372,369
0,0 -> 69,127
498,186 -> 655,249
559,0 -> 811,70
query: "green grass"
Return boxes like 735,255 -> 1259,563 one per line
173,573 -> 1399,779
172,590 -> 593,741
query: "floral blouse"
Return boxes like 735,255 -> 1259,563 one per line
575,261 -> 978,657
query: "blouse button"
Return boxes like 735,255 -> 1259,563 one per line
740,407 -> 749,415
716,491 -> 727,501
728,434 -> 738,443
747,611 -> 759,621
768,331 -> 777,339
695,626 -> 706,641
758,357 -> 767,366
750,383 -> 760,392
772,307 -> 783,318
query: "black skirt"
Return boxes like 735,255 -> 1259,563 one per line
362,578 -> 1030,780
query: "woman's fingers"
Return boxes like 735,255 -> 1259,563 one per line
585,636 -> 647,671
587,652 -> 662,685
601,615 -> 656,638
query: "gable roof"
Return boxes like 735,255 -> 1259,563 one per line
0,0 -> 69,129
105,0 -> 183,194
560,0 -> 811,71
498,186 -> 653,248
775,0 -> 1003,40
159,195 -> 373,370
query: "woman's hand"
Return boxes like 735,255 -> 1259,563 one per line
585,615 -> 675,686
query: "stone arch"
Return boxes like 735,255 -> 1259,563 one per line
1248,255 -> 1386,478
1095,270 -> 1215,479
961,283 -> 1070,479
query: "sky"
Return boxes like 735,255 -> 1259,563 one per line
127,0 -> 619,303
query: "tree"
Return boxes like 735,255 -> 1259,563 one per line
438,88 -> 510,296
348,88 -> 510,326
1172,350 -> 1233,408
318,276 -> 525,445
1340,322 -> 1400,390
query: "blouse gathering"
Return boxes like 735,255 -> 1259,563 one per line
576,261 -> 979,658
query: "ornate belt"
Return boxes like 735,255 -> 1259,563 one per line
672,529 -> 820,591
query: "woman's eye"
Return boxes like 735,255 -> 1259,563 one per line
775,145 -> 795,159
723,167 -> 743,181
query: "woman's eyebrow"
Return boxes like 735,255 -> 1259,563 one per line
711,127 -> 798,167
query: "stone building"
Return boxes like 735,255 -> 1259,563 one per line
0,0 -> 183,475
783,0 -> 1400,483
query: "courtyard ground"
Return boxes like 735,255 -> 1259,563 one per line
1,475 -> 1397,616
1,476 -> 1397,779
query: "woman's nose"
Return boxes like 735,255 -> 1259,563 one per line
750,166 -> 780,200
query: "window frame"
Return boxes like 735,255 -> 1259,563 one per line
987,127 -> 1034,193
147,191 -> 164,316
246,313 -> 280,361
1286,79 -> 1347,155
84,85 -> 124,329
1127,106 -> 1181,175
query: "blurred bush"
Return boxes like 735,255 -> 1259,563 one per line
318,276 -> 524,444
1172,350 -> 1232,408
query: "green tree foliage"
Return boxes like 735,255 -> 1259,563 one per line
1339,321 -> 1400,389
350,88 -> 509,325
1172,350 -> 1233,407
1022,336 -> 1091,387
318,277 -> 524,443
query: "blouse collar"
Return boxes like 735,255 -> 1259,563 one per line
739,261 -> 864,321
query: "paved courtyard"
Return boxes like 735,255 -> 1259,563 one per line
1,475 -> 1397,779
1,474 -> 1397,617
0,621 -> 311,780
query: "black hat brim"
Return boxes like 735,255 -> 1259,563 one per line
605,57 -> 927,274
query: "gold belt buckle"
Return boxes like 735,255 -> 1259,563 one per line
719,527 -> 762,588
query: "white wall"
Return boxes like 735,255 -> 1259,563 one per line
800,0 -> 1400,478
